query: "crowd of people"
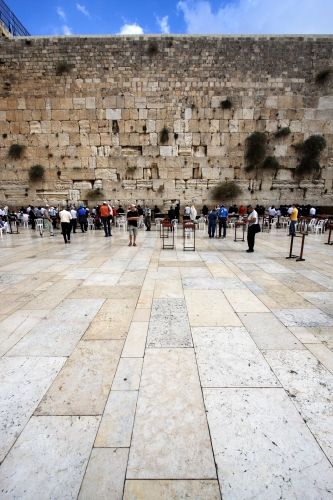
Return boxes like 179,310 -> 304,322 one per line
0,201 -> 326,252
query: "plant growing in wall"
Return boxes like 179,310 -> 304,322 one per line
147,41 -> 158,56
56,61 -> 72,76
87,188 -> 104,200
275,127 -> 291,139
220,98 -> 232,109
160,126 -> 169,144
126,166 -> 137,173
245,132 -> 267,169
212,181 -> 243,200
29,164 -> 45,181
295,134 -> 327,176
8,144 -> 26,159
262,156 -> 280,170
157,184 -> 164,193
315,69 -> 332,85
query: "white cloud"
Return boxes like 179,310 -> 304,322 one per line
119,23 -> 144,35
62,25 -> 73,35
156,15 -> 170,34
77,3 -> 91,18
177,0 -> 333,34
57,7 -> 67,22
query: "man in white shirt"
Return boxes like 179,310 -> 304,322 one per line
287,205 -> 293,215
243,204 -> 260,253
59,207 -> 72,244
70,207 -> 77,233
309,206 -> 316,216
268,206 -> 276,216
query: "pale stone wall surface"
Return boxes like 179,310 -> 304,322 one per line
0,34 -> 332,208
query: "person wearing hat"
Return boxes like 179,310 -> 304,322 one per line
127,204 -> 139,246
218,204 -> 228,238
100,201 -> 112,237
77,204 -> 88,233
41,204 -> 55,238
243,204 -> 260,252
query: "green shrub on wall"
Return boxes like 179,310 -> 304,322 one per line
212,181 -> 243,200
29,165 -> 45,181
295,134 -> 327,175
262,156 -> 280,170
8,144 -> 26,159
160,126 -> 169,144
245,132 -> 267,168
275,127 -> 291,139
86,188 -> 104,200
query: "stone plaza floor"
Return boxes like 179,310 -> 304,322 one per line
1,223 -> 333,499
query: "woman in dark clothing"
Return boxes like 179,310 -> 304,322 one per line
77,205 -> 88,232
29,206 -> 36,230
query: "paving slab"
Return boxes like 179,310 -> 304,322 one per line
147,298 -> 192,347
123,480 -> 221,499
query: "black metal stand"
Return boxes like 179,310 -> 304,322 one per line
325,224 -> 333,245
162,223 -> 174,249
234,222 -> 245,242
286,232 -> 307,261
183,222 -> 195,251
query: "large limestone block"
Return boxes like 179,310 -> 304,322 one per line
207,146 -> 226,157
106,109 -> 122,120
30,121 -> 42,134
318,97 -> 333,110
160,146 -> 173,157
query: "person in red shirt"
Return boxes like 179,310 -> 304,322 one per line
239,205 -> 245,216
100,201 -> 112,237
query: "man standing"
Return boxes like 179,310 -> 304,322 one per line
70,206 -> 77,233
100,201 -> 112,237
59,207 -> 72,244
218,204 -> 228,238
77,205 -> 88,233
168,205 -> 176,223
309,206 -> 316,216
41,204 -> 55,238
289,203 -> 298,236
144,204 -> 152,231
208,208 -> 218,238
244,204 -> 260,253
127,204 -> 139,246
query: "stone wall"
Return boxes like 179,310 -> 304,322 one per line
0,34 -> 332,209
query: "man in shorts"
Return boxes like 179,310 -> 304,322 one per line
127,204 -> 139,246
41,204 -> 55,237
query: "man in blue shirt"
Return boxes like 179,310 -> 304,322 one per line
218,205 -> 228,238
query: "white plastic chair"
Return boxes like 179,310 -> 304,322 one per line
171,219 -> 178,234
198,217 -> 206,230
35,218 -> 44,233
270,217 -> 278,229
118,217 -> 127,230
155,218 -> 162,231
228,217 -> 236,229
315,220 -> 325,234
87,217 -> 95,230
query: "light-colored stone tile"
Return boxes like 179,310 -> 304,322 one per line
19,280 -> 83,310
153,279 -> 184,298
127,348 -> 216,479
137,290 -> 154,308
35,340 -> 123,415
305,343 -> 333,375
112,358 -> 143,390
47,298 -> 105,321
69,286 -> 140,300
79,448 -> 128,500
192,327 -> 279,387
272,308 -> 333,327
0,309 -> 49,347
182,277 -> 246,290
256,261 -> 295,274
245,281 -> 265,294
180,267 -> 213,278
263,285 -> 316,308
141,278 -> 155,291
257,294 -> 282,309
298,270 -> 333,291
263,349 -> 333,463
94,298 -> 136,334
146,268 -> 181,280
224,289 -> 269,312
147,298 -> 192,347
123,480 -> 221,499
83,320 -> 128,340
204,388 -> 333,500
288,326 -> 320,343
118,270 -> 147,286
239,312 -> 304,349
0,357 -> 66,462
95,391 -> 138,447
132,308 -> 151,322
122,322 -> 148,357
0,416 -> 99,500
272,273 -> 327,291
206,264 -> 237,278
185,290 -> 242,327
6,319 -> 90,356
127,261 -> 149,270
63,268 -> 95,280
82,273 -> 122,286
307,326 -> 333,350
299,291 -> 333,315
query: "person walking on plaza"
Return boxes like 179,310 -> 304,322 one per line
208,208 -> 218,238
218,204 -> 228,238
100,201 -> 112,237
70,207 -> 77,233
127,204 -> 139,246
288,203 -> 298,236
59,207 -> 72,244
144,204 -> 152,231
243,204 -> 260,253
41,204 -> 54,238
77,205 -> 88,233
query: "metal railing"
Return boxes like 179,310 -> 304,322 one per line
0,0 -> 30,36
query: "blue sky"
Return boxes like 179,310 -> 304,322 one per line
6,0 -> 333,36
